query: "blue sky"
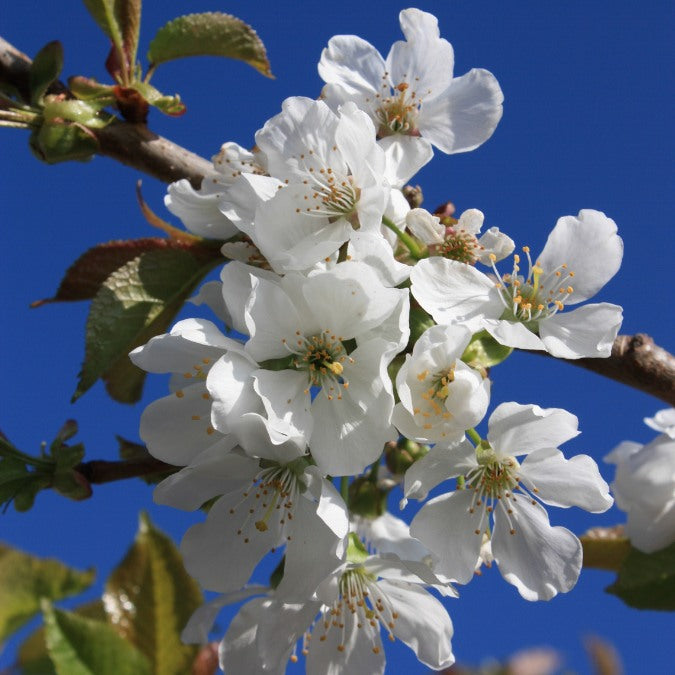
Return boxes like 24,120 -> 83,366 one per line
1,1 -> 673,672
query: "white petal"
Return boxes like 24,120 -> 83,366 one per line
378,579 -> 454,669
220,598 -> 288,675
604,440 -> 643,465
336,102 -> 384,182
130,318 -> 235,374
456,208 -> 484,235
476,227 -> 515,263
406,208 -> 444,245
410,489 -> 484,584
181,586 -> 266,644
539,303 -> 623,359
419,68 -> 504,154
488,402 -> 580,458
245,274 -> 304,361
318,35 -> 385,100
188,281 -> 230,325
644,408 -> 675,439
207,352 -> 261,434
181,492 -> 281,593
139,386 -> 215,465
257,600 -> 324,671
519,448 -> 613,512
482,318 -> 546,351
625,500 -> 675,554
165,179 -> 237,239
252,369 -> 313,439
219,173 -> 282,239
492,498 -> 581,601
275,486 -> 346,602
388,13 -> 454,96
254,185 -> 351,272
537,210 -> 623,304
410,256 -> 503,327
379,135 -> 434,187
347,231 -> 411,286
220,260 -> 279,336
403,438 -> 476,502
153,442 -> 251,510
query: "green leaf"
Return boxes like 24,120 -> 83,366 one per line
0,543 -> 94,641
30,41 -> 63,106
461,329 -> 513,370
18,601 -> 107,675
82,0 -> 124,55
73,240 -> 222,403
147,12 -> 273,78
43,601 -> 151,675
102,513 -> 202,674
607,541 -> 675,610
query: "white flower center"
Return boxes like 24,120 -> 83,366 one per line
489,246 -> 575,326
372,79 -> 423,136
282,330 -> 353,401
286,147 -> 360,223
432,226 -> 482,264
295,568 -> 398,660
464,445 -> 541,537
228,465 -> 300,541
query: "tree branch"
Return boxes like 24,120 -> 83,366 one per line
76,456 -> 175,485
2,34 -> 675,406
1,35 -> 215,188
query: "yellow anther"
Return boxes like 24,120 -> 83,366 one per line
522,246 -> 530,253
416,369 -> 429,381
328,361 -> 344,376
489,253 -> 497,262
567,286 -> 574,293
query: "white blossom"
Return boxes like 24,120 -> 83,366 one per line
410,209 -> 623,358
392,324 -> 490,444
319,8 -> 503,155
605,424 -> 675,553
409,402 -> 613,600
165,142 -> 266,239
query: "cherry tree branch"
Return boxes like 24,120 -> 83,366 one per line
2,34 -> 674,406
76,456 -> 175,485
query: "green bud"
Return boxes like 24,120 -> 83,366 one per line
384,438 -> 429,475
29,120 -> 99,164
348,477 -> 388,519
408,303 -> 436,347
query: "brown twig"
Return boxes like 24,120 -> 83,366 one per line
2,34 -> 675,406
76,456 -> 175,485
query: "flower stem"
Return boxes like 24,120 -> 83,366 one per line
466,427 -> 482,446
381,216 -> 425,260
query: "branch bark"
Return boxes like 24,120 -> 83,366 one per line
2,34 -> 674,406
76,456 -> 175,485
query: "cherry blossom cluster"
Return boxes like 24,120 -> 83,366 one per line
131,9 -> 627,673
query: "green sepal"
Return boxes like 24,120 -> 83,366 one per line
348,477 -> 388,519
68,76 -> 116,106
147,12 -> 273,78
461,329 -> 513,370
408,303 -> 435,348
128,81 -> 186,117
345,533 -> 369,565
29,41 -> 63,106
